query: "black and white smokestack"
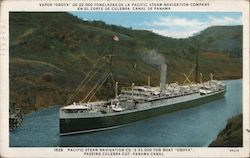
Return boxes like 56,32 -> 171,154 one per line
160,64 -> 167,93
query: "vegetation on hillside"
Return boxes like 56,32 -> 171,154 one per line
9,12 -> 242,114
209,114 -> 243,147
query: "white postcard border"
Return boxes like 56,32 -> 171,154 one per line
0,0 -> 249,158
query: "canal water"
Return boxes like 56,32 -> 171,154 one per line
10,80 -> 242,147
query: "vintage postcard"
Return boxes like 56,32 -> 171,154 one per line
0,0 -> 249,157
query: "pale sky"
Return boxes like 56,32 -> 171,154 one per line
71,12 -> 242,38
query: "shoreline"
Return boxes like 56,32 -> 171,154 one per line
19,78 -> 242,116
209,113 -> 243,147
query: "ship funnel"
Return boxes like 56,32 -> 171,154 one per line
210,73 -> 213,81
160,64 -> 167,93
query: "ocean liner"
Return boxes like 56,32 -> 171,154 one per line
59,37 -> 226,136
59,68 -> 226,135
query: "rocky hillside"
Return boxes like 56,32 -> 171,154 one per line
9,12 -> 243,114
209,114 -> 243,147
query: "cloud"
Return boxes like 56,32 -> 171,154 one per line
208,16 -> 242,26
152,29 -> 200,39
150,17 -> 205,27
146,15 -> 242,38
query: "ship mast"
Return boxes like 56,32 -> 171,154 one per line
109,36 -> 114,74
195,36 -> 200,83
105,35 -> 119,99
64,35 -> 119,105
194,34 -> 200,83
148,76 -> 150,87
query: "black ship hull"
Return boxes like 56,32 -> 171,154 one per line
60,91 -> 225,136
